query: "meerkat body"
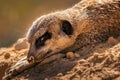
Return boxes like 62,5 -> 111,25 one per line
4,0 -> 120,79
26,0 -> 120,62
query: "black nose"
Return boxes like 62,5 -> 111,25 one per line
27,56 -> 35,63
27,52 -> 35,63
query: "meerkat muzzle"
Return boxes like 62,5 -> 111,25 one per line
27,56 -> 35,63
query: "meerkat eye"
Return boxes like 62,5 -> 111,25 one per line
35,31 -> 52,49
61,20 -> 73,35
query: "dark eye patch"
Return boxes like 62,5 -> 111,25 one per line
61,20 -> 73,35
35,31 -> 52,49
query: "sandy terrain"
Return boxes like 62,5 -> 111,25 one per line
0,36 -> 120,80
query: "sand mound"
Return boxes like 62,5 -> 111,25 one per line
0,36 -> 120,80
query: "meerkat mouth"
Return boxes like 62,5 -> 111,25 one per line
27,50 -> 66,64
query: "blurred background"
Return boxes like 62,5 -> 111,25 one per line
0,0 -> 80,47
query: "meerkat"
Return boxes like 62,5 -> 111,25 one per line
27,0 -> 120,62
4,0 -> 120,79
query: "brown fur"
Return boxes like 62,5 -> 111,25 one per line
27,0 -> 120,62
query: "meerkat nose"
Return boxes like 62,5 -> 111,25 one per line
27,56 -> 35,63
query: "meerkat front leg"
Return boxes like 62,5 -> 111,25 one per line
3,56 -> 36,80
3,53 -> 65,80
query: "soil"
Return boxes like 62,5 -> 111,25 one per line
0,36 -> 120,80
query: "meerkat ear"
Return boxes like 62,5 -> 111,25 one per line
61,20 -> 73,35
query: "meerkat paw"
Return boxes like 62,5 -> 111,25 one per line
3,53 -> 65,80
3,57 -> 36,80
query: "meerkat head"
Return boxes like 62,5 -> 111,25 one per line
26,12 -> 78,63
